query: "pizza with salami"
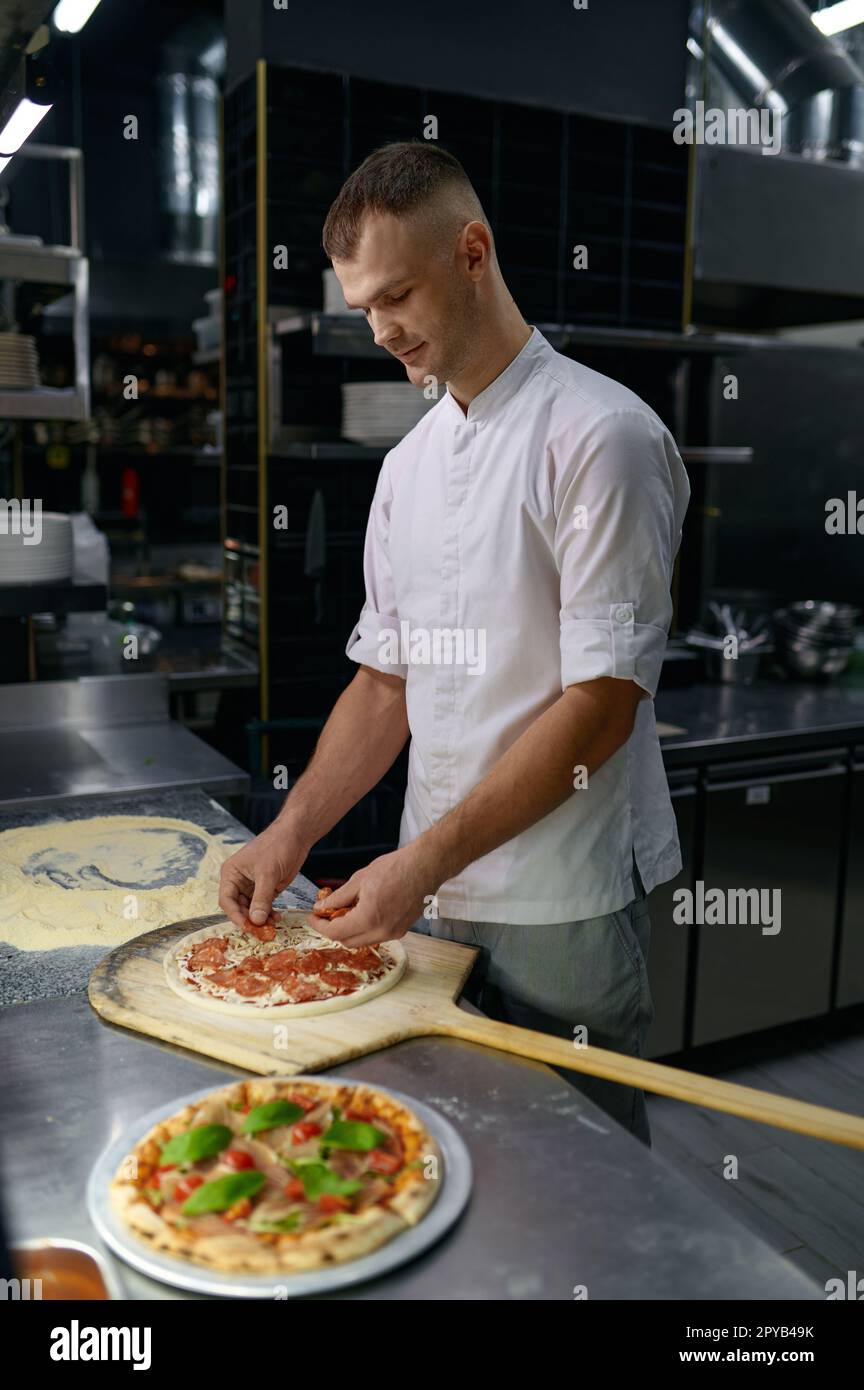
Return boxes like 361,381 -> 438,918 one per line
163,898 -> 406,1018
109,1077 -> 442,1273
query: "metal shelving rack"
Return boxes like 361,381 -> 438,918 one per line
0,143 -> 90,422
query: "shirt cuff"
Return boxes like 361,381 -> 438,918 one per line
345,606 -> 409,680
560,602 -> 666,698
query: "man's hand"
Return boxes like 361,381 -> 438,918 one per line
218,823 -> 311,931
310,845 -> 432,947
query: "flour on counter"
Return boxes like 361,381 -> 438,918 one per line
0,815 -> 233,950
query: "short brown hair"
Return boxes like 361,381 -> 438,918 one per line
322,140 -> 488,261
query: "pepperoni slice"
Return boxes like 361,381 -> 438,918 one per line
286,978 -> 325,1003
187,938 -> 229,967
296,950 -> 333,975
204,966 -> 238,987
234,974 -> 271,997
235,956 -> 265,976
261,949 -> 301,976
318,969 -> 361,994
244,919 -> 276,943
321,946 -> 355,968
347,946 -> 384,972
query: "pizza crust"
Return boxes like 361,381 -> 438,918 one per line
109,1077 -> 443,1275
163,912 -> 407,1018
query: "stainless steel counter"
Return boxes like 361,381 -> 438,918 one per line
0,995 -> 823,1301
0,674 -> 248,813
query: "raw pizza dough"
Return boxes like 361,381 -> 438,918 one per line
0,815 -> 235,951
110,1076 -> 442,1274
164,911 -> 407,1017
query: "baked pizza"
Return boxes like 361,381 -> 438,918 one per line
163,906 -> 407,1017
110,1077 -> 442,1273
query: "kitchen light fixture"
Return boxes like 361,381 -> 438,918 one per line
0,96 -> 53,174
812,0 -> 864,35
52,0 -> 103,34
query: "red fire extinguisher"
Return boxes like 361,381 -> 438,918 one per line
121,466 -> 140,518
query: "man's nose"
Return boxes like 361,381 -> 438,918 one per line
369,312 -> 399,350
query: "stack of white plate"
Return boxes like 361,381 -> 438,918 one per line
0,511 -> 74,585
0,333 -> 40,389
322,268 -> 364,316
341,382 -> 436,446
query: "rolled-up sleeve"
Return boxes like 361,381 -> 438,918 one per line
344,450 -> 409,679
554,408 -> 685,699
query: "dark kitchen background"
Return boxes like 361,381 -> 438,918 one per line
1,0 -> 864,1301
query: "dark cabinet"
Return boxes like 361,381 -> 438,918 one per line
645,772 -> 696,1058
692,751 -> 846,1046
837,751 -> 864,1009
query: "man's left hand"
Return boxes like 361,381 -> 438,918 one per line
309,845 -> 435,946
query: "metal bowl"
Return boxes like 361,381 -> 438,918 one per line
777,642 -> 852,678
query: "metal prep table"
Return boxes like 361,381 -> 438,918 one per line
0,993 -> 824,1301
0,674 -> 248,813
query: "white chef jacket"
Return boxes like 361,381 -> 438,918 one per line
344,326 -> 691,923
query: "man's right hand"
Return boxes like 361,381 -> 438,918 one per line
218,823 -> 310,931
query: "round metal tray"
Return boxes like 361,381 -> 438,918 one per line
87,1075 -> 472,1299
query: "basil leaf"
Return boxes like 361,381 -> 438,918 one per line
181,1170 -> 266,1215
160,1124 -> 232,1166
320,1119 -> 388,1152
284,1160 -> 362,1200
249,1211 -> 303,1234
241,1101 -> 305,1135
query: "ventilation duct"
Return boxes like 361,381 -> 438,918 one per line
707,0 -> 864,166
156,16 -> 224,264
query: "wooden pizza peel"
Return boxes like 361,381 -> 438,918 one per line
88,913 -> 864,1152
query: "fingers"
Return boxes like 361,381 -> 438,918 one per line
311,876 -> 359,919
218,867 -> 254,931
312,906 -> 380,947
248,874 -> 279,925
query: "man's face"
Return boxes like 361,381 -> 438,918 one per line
332,212 -> 480,389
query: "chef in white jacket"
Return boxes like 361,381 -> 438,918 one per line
219,141 -> 690,1145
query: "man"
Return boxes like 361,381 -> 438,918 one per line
218,141 -> 690,1145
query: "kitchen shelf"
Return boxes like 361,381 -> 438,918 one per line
0,146 -> 91,423
273,313 -> 812,360
0,387 -> 89,421
0,580 -> 107,617
0,243 -> 83,288
680,447 -> 755,465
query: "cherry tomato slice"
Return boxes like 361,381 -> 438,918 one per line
223,1148 -> 256,1170
174,1174 -> 205,1203
291,1121 -> 323,1144
318,1193 -> 351,1214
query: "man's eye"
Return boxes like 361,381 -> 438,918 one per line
391,290 -> 409,304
